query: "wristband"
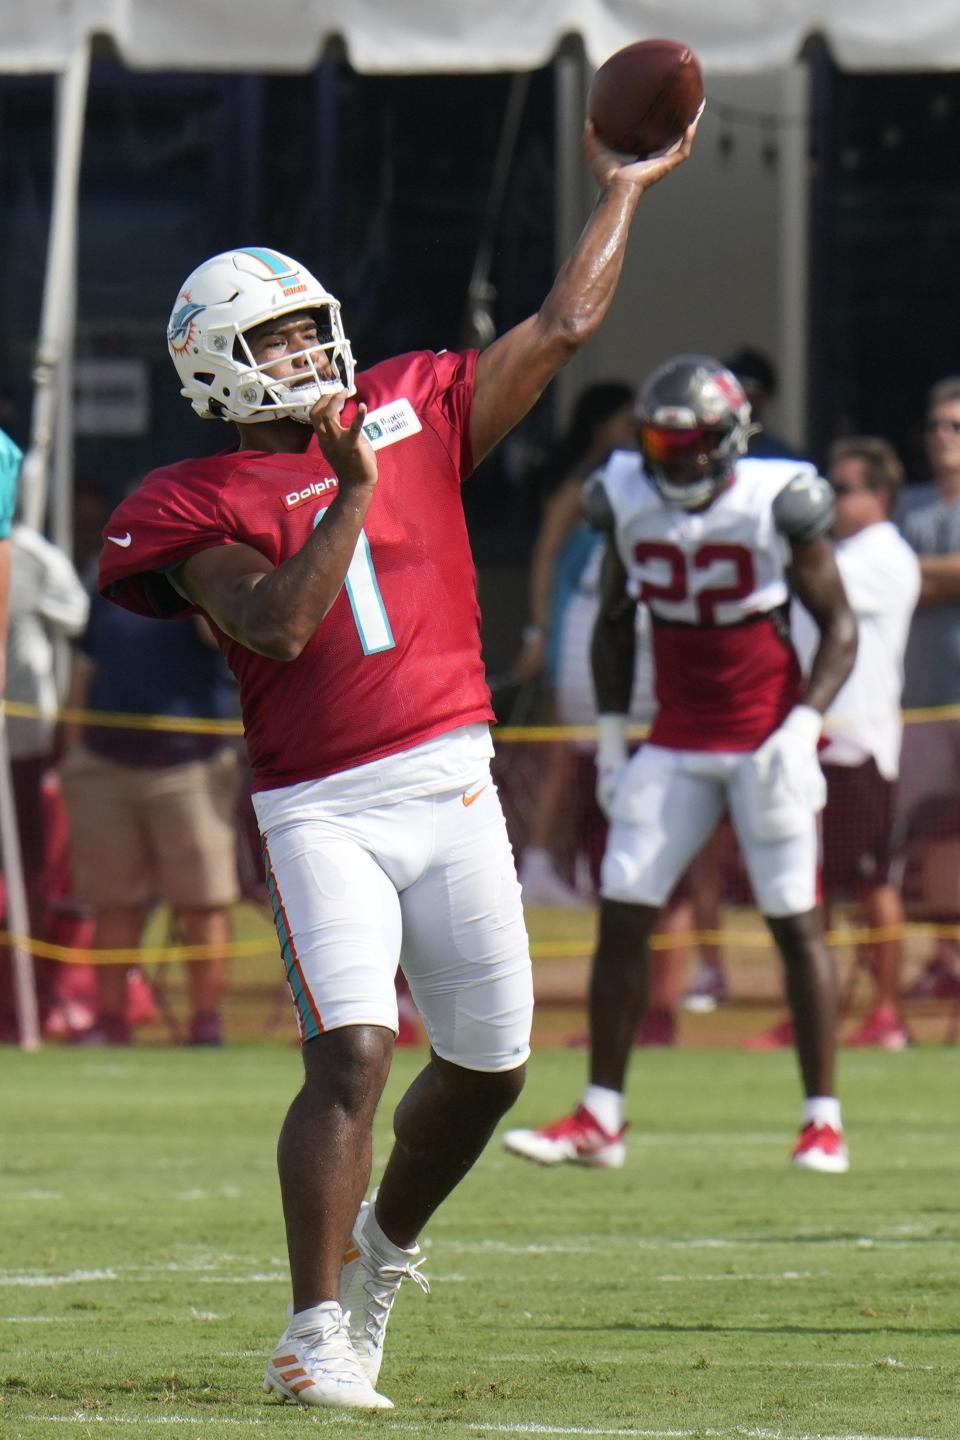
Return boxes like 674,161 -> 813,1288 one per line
781,704 -> 822,746
521,624 -> 546,644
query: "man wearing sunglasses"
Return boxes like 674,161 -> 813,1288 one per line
504,353 -> 857,1174
896,377 -> 960,1003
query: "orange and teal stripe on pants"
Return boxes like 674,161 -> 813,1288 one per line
262,839 -> 323,1043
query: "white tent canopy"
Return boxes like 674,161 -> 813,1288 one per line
2,0 -> 960,76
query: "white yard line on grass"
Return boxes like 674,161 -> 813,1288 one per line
30,1415 -> 938,1440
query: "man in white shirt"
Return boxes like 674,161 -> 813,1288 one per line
793,437 -> 920,1049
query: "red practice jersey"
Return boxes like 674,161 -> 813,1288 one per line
600,454 -> 817,750
99,349 -> 495,789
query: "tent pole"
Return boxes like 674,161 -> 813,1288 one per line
777,59 -> 811,450
552,42 -> 589,428
0,713 -> 40,1051
19,36 -> 91,538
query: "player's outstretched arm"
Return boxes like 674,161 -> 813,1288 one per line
174,392 -> 378,661
788,536 -> 858,713
469,120 -> 697,467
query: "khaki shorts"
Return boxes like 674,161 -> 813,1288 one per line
62,745 -> 241,909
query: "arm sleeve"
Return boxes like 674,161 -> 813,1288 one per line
771,469 -> 835,542
580,471 -> 616,532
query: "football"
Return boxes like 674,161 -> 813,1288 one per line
587,39 -> 705,159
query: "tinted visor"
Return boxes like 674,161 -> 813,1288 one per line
640,424 -> 726,465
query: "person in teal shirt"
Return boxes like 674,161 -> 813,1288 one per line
0,427 -> 24,694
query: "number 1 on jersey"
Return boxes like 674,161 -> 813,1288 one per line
313,508 -> 396,655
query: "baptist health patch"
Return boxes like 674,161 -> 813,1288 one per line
361,398 -> 422,450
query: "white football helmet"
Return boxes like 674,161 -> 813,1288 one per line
167,247 -> 355,424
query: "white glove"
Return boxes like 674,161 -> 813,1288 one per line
595,713 -> 629,820
744,705 -> 826,841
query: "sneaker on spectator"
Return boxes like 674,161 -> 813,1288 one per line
634,1006 -> 677,1047
71,1015 -> 131,1046
903,952 -> 960,1001
503,1104 -> 626,1168
843,1008 -> 911,1051
743,1015 -> 794,1050
263,1300 -> 393,1409
681,962 -> 728,1013
790,1121 -> 849,1173
188,1010 -> 223,1046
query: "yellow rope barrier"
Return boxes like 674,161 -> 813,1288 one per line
3,699 -> 959,965
4,922 -> 960,966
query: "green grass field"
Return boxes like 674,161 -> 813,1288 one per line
2,1040 -> 959,1440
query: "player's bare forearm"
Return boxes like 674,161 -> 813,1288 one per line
469,123 -> 697,465
789,537 -> 858,713
177,482 -> 377,661
917,554 -> 960,605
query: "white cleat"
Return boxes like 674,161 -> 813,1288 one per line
340,1199 -> 430,1385
263,1300 -> 393,1409
503,1104 -> 626,1169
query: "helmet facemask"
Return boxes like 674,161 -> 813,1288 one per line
167,248 -> 356,425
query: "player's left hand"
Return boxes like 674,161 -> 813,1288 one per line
745,706 -> 826,840
582,115 -> 700,193
310,392 -> 377,492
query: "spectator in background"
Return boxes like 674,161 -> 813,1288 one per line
60,591 -> 241,1046
0,521 -> 89,1040
0,424 -> 22,690
723,346 -> 806,461
782,438 -> 919,1050
897,376 -> 960,1001
511,380 -> 639,905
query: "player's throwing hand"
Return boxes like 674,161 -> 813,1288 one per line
310,393 -> 378,492
582,117 -> 699,193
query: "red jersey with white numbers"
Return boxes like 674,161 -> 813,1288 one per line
98,349 -> 495,789
601,454 -> 812,751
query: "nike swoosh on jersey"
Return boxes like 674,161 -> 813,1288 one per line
462,785 -> 487,806
107,533 -> 132,547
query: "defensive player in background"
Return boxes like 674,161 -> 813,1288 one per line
97,121 -> 697,1412
504,354 -> 857,1174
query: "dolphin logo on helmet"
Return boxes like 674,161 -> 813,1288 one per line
167,247 -> 355,425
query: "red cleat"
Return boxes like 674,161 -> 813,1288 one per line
502,1104 -> 626,1168
791,1121 -> 849,1173
844,1009 -> 911,1051
743,1015 -> 794,1050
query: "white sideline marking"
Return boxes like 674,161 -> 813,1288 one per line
0,1268 -> 116,1287
30,1417 -> 938,1439
0,1267 -> 285,1288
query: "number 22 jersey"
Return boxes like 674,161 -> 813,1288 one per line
599,454 -> 824,751
98,348 -> 495,791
